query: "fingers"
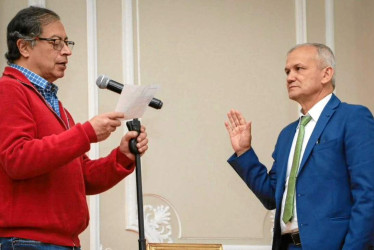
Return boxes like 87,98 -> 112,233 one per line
120,125 -> 149,157
237,110 -> 247,125
231,109 -> 247,125
125,125 -> 147,140
224,121 -> 233,136
134,127 -> 148,153
107,119 -> 121,130
107,112 -> 125,120
89,112 -> 125,142
227,111 -> 235,130
137,125 -> 147,142
105,113 -> 124,131
102,112 -> 125,130
231,110 -> 241,127
137,136 -> 149,154
246,121 -> 252,134
226,109 -> 247,129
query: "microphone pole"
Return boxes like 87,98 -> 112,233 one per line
126,118 -> 146,250
96,75 -> 163,249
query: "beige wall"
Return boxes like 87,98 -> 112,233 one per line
0,0 -> 28,71
1,1 -> 374,249
138,0 -> 294,245
335,0 -> 374,112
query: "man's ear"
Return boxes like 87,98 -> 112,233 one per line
321,66 -> 334,84
17,39 -> 31,58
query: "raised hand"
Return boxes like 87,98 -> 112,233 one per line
225,109 -> 252,156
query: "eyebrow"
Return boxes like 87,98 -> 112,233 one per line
284,63 -> 305,73
48,35 -> 69,40
285,63 -> 304,70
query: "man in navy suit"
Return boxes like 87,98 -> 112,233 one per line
225,43 -> 374,249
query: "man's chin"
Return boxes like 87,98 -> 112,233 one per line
54,72 -> 65,81
288,92 -> 298,101
47,74 -> 64,83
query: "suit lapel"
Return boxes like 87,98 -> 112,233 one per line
298,94 -> 340,174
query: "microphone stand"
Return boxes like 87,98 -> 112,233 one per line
126,118 -> 146,250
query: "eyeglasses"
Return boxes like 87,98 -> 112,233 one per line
31,37 -> 75,51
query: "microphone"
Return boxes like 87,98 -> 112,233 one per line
96,75 -> 163,109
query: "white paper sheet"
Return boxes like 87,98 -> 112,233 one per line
115,84 -> 160,119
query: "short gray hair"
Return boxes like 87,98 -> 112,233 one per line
288,43 -> 336,88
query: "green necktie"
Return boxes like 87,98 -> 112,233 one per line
282,115 -> 312,224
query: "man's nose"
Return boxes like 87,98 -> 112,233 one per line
60,43 -> 72,55
287,71 -> 296,83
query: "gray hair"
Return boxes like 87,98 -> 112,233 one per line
288,43 -> 336,88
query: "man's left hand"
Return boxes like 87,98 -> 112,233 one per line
119,125 -> 148,160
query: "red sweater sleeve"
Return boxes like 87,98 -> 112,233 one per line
82,148 -> 135,195
0,78 -> 94,180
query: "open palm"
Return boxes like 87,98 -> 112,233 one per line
225,109 -> 252,156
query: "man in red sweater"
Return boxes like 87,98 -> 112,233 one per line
0,6 -> 149,249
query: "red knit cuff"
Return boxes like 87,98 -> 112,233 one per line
116,148 -> 135,171
82,122 -> 98,143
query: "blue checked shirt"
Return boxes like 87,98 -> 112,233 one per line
10,64 -> 61,117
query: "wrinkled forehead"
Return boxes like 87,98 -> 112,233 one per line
286,46 -> 319,65
40,20 -> 68,39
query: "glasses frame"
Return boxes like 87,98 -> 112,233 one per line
32,37 -> 75,51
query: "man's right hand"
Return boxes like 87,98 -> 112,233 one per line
89,112 -> 125,142
225,109 -> 252,156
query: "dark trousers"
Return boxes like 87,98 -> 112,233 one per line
280,243 -> 302,250
280,234 -> 302,250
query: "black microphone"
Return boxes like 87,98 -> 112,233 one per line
96,75 -> 163,109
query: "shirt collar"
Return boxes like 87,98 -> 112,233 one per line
298,93 -> 332,123
9,64 -> 59,93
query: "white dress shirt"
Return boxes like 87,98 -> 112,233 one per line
280,94 -> 332,234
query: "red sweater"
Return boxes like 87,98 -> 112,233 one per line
0,67 -> 135,246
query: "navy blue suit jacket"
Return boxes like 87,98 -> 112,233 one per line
228,94 -> 374,249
